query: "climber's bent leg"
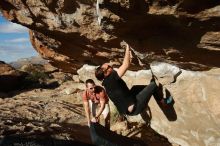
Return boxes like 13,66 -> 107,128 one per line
130,81 -> 157,115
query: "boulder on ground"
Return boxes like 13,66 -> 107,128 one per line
0,61 -> 26,92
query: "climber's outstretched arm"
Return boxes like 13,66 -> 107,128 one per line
117,44 -> 132,77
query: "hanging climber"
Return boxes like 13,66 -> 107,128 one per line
95,43 -> 163,116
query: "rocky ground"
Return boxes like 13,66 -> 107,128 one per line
0,82 -> 176,146
0,61 -> 178,146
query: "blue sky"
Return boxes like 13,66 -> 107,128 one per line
0,13 -> 38,63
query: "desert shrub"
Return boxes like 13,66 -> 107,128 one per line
20,64 -> 44,73
25,71 -> 49,82
20,64 -> 50,83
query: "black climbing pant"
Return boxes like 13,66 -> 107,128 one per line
129,81 -> 157,116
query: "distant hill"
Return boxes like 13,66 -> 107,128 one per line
9,56 -> 48,69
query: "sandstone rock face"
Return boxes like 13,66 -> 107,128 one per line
77,63 -> 220,146
1,0 -> 220,73
0,61 -> 26,92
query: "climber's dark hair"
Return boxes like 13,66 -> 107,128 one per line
94,86 -> 103,94
95,65 -> 105,81
85,79 -> 95,86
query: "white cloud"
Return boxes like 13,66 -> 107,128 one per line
5,38 -> 29,43
0,22 -> 28,33
0,44 -> 37,62
0,44 -> 30,51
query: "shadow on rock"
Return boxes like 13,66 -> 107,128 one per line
126,122 -> 173,146
90,122 -> 146,146
0,135 -> 94,146
153,84 -> 177,121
